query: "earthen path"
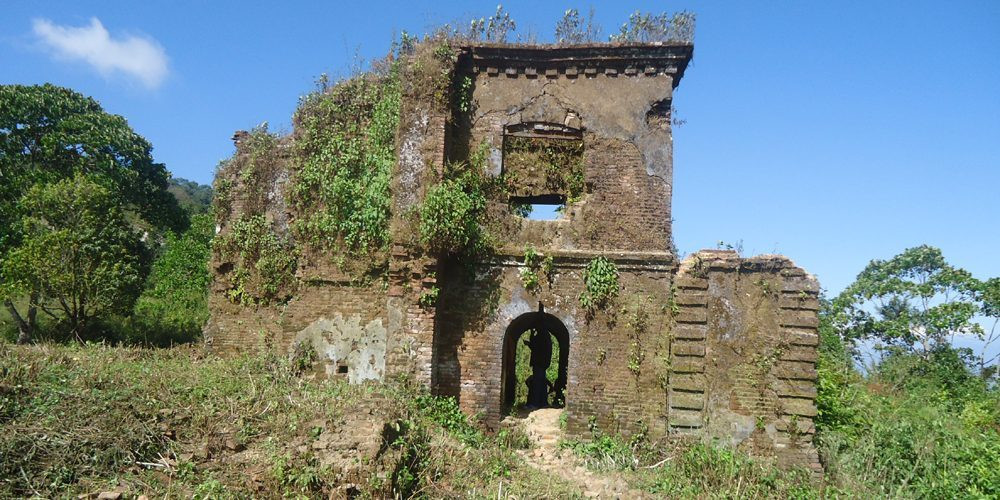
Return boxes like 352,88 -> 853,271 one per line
514,409 -> 651,499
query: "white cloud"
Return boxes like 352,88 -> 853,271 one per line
32,17 -> 168,89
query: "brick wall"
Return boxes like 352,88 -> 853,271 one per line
208,43 -> 822,475
671,250 -> 822,475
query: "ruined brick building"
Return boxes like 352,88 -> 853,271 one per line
207,41 -> 822,473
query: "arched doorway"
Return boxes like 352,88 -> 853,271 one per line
501,308 -> 570,415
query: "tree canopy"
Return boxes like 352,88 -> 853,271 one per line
0,84 -> 185,342
831,245 -> 996,367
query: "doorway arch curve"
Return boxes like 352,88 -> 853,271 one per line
501,310 -> 570,415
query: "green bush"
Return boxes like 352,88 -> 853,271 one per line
418,178 -> 487,255
818,385 -> 1000,498
816,309 -> 1000,497
131,213 -> 214,345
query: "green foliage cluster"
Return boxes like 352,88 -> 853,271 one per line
213,215 -> 296,305
0,84 -> 185,343
579,256 -> 620,311
815,246 -> 1000,497
561,432 -> 646,471
131,213 -> 214,345
418,285 -> 440,308
504,136 -> 586,202
518,246 -> 553,293
609,10 -> 696,44
816,343 -> 1000,496
3,174 -> 145,338
290,68 -> 400,258
418,148 -> 498,257
419,178 -> 487,255
831,245 -> 991,361
167,177 -> 213,215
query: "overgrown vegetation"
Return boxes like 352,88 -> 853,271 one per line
0,344 -> 579,498
609,10 -> 696,44
418,147 -> 500,258
132,213 -> 214,345
554,8 -> 602,45
213,215 -> 297,306
579,257 -> 620,311
814,247 -> 1000,497
291,68 -> 400,258
561,425 -> 816,498
518,246 -> 554,293
503,136 -> 586,202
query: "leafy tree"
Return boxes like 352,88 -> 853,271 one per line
978,277 -> 1000,378
3,175 -> 145,338
831,245 -> 989,362
0,83 -> 183,342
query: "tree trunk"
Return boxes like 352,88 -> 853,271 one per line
3,299 -> 32,344
28,292 -> 38,332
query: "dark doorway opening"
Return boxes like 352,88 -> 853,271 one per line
501,309 -> 569,415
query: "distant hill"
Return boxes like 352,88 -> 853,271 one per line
167,177 -> 212,215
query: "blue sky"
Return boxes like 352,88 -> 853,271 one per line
2,1 -> 998,308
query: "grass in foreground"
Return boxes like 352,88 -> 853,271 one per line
0,343 -> 579,498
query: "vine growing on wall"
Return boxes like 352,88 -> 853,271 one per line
213,214 -> 297,305
518,246 -> 555,293
626,297 -> 650,378
289,66 -> 401,258
579,256 -> 619,311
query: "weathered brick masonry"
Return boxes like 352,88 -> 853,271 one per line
207,42 -> 821,474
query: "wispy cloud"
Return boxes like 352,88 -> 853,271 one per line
32,17 -> 168,89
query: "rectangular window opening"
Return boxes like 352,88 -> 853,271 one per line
510,195 -> 566,221
337,364 -> 349,374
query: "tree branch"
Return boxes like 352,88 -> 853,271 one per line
3,299 -> 32,344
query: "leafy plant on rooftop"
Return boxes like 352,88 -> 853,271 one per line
468,4 -> 517,43
610,10 -> 696,44
555,8 -> 602,45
